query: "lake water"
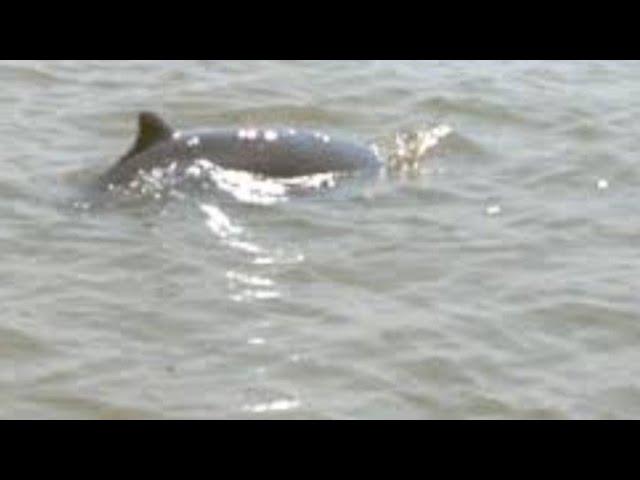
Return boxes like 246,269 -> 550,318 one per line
2,60 -> 639,419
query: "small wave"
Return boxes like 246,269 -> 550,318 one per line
230,289 -> 282,302
242,398 -> 301,413
226,270 -> 275,288
227,269 -> 281,302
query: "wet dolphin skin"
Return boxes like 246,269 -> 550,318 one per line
100,112 -> 382,187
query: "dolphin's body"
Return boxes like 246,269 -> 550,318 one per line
100,112 -> 383,188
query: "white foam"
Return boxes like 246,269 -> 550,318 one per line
390,124 -> 454,166
185,165 -> 202,178
195,159 -> 214,170
433,125 -> 453,138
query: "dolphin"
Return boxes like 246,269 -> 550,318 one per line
100,112 -> 383,188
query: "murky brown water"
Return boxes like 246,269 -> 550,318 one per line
2,60 -> 639,418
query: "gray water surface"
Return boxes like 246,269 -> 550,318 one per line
2,60 -> 639,419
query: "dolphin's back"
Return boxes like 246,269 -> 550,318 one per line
101,113 -> 382,187
195,128 -> 380,177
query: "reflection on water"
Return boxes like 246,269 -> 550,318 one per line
200,203 -> 243,238
243,398 -> 301,414
192,123 -> 452,306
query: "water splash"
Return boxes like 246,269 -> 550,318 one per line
378,123 -> 453,173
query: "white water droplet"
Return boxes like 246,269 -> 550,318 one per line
486,204 -> 501,216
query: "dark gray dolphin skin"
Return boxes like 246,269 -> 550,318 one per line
100,112 -> 382,188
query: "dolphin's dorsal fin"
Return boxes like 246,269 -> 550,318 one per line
121,112 -> 174,161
